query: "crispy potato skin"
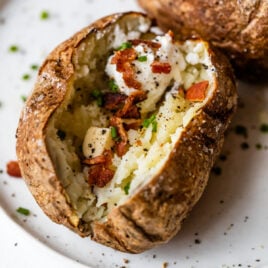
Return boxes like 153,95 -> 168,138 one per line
138,0 -> 268,79
16,12 -> 237,253
92,48 -> 237,253
16,12 -> 145,236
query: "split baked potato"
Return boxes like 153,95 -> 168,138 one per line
16,12 -> 237,253
138,0 -> 268,79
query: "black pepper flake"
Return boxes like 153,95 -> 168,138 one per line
219,154 -> 227,161
194,239 -> 201,244
56,129 -> 66,141
155,81 -> 159,87
255,143 -> 262,150
153,254 -> 156,259
123,259 -> 129,264
240,142 -> 249,150
101,129 -> 107,135
235,125 -> 248,138
0,169 -> 3,173
91,148 -> 95,154
255,259 -> 260,262
219,200 -> 224,204
212,166 -> 222,175
14,243 -> 18,247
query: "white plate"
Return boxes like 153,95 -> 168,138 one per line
0,0 -> 268,267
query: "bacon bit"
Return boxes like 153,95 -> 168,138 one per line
110,116 -> 129,157
136,140 -> 142,146
88,165 -> 114,188
122,104 -> 140,119
185,81 -> 209,102
111,48 -> 142,90
130,39 -> 161,50
151,61 -> 172,74
83,155 -> 106,165
116,95 -> 135,118
122,66 -> 142,90
6,161 -> 21,178
123,119 -> 142,130
178,87 -> 185,97
103,93 -> 127,110
84,150 -> 114,188
167,30 -> 175,40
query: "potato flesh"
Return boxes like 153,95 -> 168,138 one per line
46,17 -> 215,227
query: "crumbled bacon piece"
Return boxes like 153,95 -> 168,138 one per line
84,150 -> 114,188
130,39 -> 161,50
151,61 -> 172,74
6,161 -> 21,178
167,30 -> 175,40
122,104 -> 140,119
111,48 -> 142,90
185,81 -> 209,102
83,155 -> 107,165
103,93 -> 127,110
110,116 -> 129,157
88,165 -> 114,188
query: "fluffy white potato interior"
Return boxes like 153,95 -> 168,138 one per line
46,17 -> 216,226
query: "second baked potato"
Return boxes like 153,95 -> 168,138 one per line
138,0 -> 268,79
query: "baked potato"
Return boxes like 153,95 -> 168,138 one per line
138,0 -> 268,80
16,12 -> 237,253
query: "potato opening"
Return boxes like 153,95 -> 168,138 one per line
46,14 -> 216,232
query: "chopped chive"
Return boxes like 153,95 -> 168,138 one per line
143,114 -> 158,133
56,129 -> 66,141
21,95 -> 27,102
96,97 -> 103,107
16,207 -> 30,216
142,118 -> 150,128
22,74 -> 30,80
123,181 -> 131,195
138,55 -> 147,62
111,126 -> 118,139
152,121 -> 157,132
91,89 -> 102,98
108,79 -> 119,92
260,124 -> 268,133
116,42 -> 132,51
91,89 -> 103,106
31,64 -> 39,71
40,10 -> 49,20
9,45 -> 19,53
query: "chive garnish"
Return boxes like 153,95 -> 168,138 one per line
111,126 -> 118,139
9,45 -> 19,53
31,64 -> 39,71
123,182 -> 131,195
40,10 -> 49,20
91,89 -> 103,107
116,42 -> 132,51
138,55 -> 147,62
108,79 -> 119,92
143,114 -> 156,129
22,74 -> 30,80
16,207 -> 30,216
21,95 -> 27,102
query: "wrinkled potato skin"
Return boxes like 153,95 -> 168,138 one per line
16,12 -> 237,253
138,0 -> 268,79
